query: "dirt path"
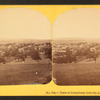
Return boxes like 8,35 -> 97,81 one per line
78,57 -> 100,64
7,57 -> 51,64
7,57 -> 37,64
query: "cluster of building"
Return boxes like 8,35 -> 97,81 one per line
0,42 -> 51,61
53,41 -> 100,59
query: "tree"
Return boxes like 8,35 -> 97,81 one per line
0,56 -> 6,64
15,51 -> 26,63
44,47 -> 52,61
30,50 -> 41,61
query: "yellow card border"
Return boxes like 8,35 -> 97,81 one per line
0,5 -> 100,96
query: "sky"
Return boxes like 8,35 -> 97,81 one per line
53,8 -> 100,39
0,8 -> 51,39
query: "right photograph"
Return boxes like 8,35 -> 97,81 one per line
53,8 -> 100,85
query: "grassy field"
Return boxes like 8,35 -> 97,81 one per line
0,63 -> 51,85
53,63 -> 100,85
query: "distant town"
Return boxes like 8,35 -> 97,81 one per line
53,38 -> 100,63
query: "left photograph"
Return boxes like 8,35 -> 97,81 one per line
0,8 -> 52,85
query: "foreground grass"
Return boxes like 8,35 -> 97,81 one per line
53,63 -> 100,85
0,63 -> 52,85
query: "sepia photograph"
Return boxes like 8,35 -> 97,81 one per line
53,8 -> 100,85
0,8 -> 52,85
